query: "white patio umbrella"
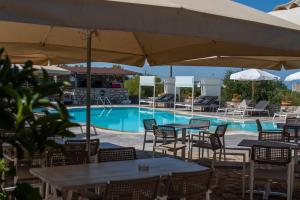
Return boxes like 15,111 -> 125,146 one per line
2,0 -> 300,153
285,71 -> 300,82
230,69 -> 280,101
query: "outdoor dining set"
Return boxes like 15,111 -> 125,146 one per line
1,117 -> 300,200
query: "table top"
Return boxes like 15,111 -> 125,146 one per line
164,123 -> 209,129
238,139 -> 300,149
30,157 -> 208,191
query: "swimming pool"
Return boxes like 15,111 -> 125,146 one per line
68,107 -> 278,133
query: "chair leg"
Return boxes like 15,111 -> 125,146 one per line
250,161 -> 254,200
287,162 -> 292,200
223,137 -> 226,160
142,131 -> 147,151
206,189 -> 212,200
242,161 -> 246,199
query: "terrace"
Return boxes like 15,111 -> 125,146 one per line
1,0 -> 300,200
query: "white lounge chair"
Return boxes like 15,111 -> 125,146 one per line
217,99 -> 250,115
234,100 -> 270,117
273,107 -> 300,121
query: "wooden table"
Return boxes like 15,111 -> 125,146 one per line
30,157 -> 208,200
238,139 -> 300,149
165,123 -> 210,158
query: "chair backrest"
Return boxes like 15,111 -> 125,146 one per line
254,100 -> 269,109
156,93 -> 168,101
239,99 -> 250,109
209,134 -> 222,151
215,124 -> 228,137
98,147 -> 136,162
46,151 -> 67,167
65,150 -> 89,165
283,125 -> 300,139
258,131 -> 290,142
285,117 -> 300,125
256,119 -> 263,132
201,96 -> 218,105
104,176 -> 160,200
153,125 -> 176,139
251,145 -> 291,166
189,118 -> 210,129
46,150 -> 89,167
294,106 -> 300,114
65,139 -> 100,156
167,170 -> 212,200
143,119 -> 157,131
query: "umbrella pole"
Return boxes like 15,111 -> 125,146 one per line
251,81 -> 255,102
86,30 -> 93,156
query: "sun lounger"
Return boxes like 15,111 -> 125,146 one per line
273,106 -> 300,121
140,93 -> 173,104
234,100 -> 270,117
175,96 -> 218,111
217,99 -> 251,115
140,93 -> 175,108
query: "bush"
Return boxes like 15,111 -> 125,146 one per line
124,76 -> 163,97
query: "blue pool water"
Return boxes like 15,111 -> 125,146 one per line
68,107 -> 278,133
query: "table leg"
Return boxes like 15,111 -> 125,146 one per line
62,190 -> 73,200
182,128 -> 186,159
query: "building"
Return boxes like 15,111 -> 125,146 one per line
57,65 -> 139,105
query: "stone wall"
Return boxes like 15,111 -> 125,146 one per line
64,88 -> 130,105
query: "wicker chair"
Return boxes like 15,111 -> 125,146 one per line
152,125 -> 186,158
104,176 -> 160,200
45,150 -> 89,199
286,117 -> 300,125
189,124 -> 227,159
98,147 -> 136,162
188,119 -> 210,144
65,150 -> 89,165
258,131 -> 290,142
283,124 -> 300,142
142,119 -> 157,151
65,139 -> 100,156
249,145 -> 293,200
212,133 -> 250,198
256,119 -> 281,133
166,170 -> 212,200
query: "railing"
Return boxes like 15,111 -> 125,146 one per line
97,97 -> 112,107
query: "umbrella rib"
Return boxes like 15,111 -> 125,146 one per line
132,32 -> 148,59
41,26 -> 54,47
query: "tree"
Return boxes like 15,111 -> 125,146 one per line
124,75 -> 163,97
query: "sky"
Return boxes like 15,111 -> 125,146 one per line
91,0 -> 299,87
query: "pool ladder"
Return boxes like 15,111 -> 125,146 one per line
97,96 -> 112,107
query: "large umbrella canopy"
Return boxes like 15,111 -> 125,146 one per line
285,71 -> 300,81
3,0 -> 300,154
173,56 -> 300,70
270,5 -> 300,28
171,2 -> 300,70
230,69 -> 280,81
230,69 -> 280,101
2,0 -> 300,66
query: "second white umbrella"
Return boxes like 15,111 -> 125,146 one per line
230,69 -> 280,101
